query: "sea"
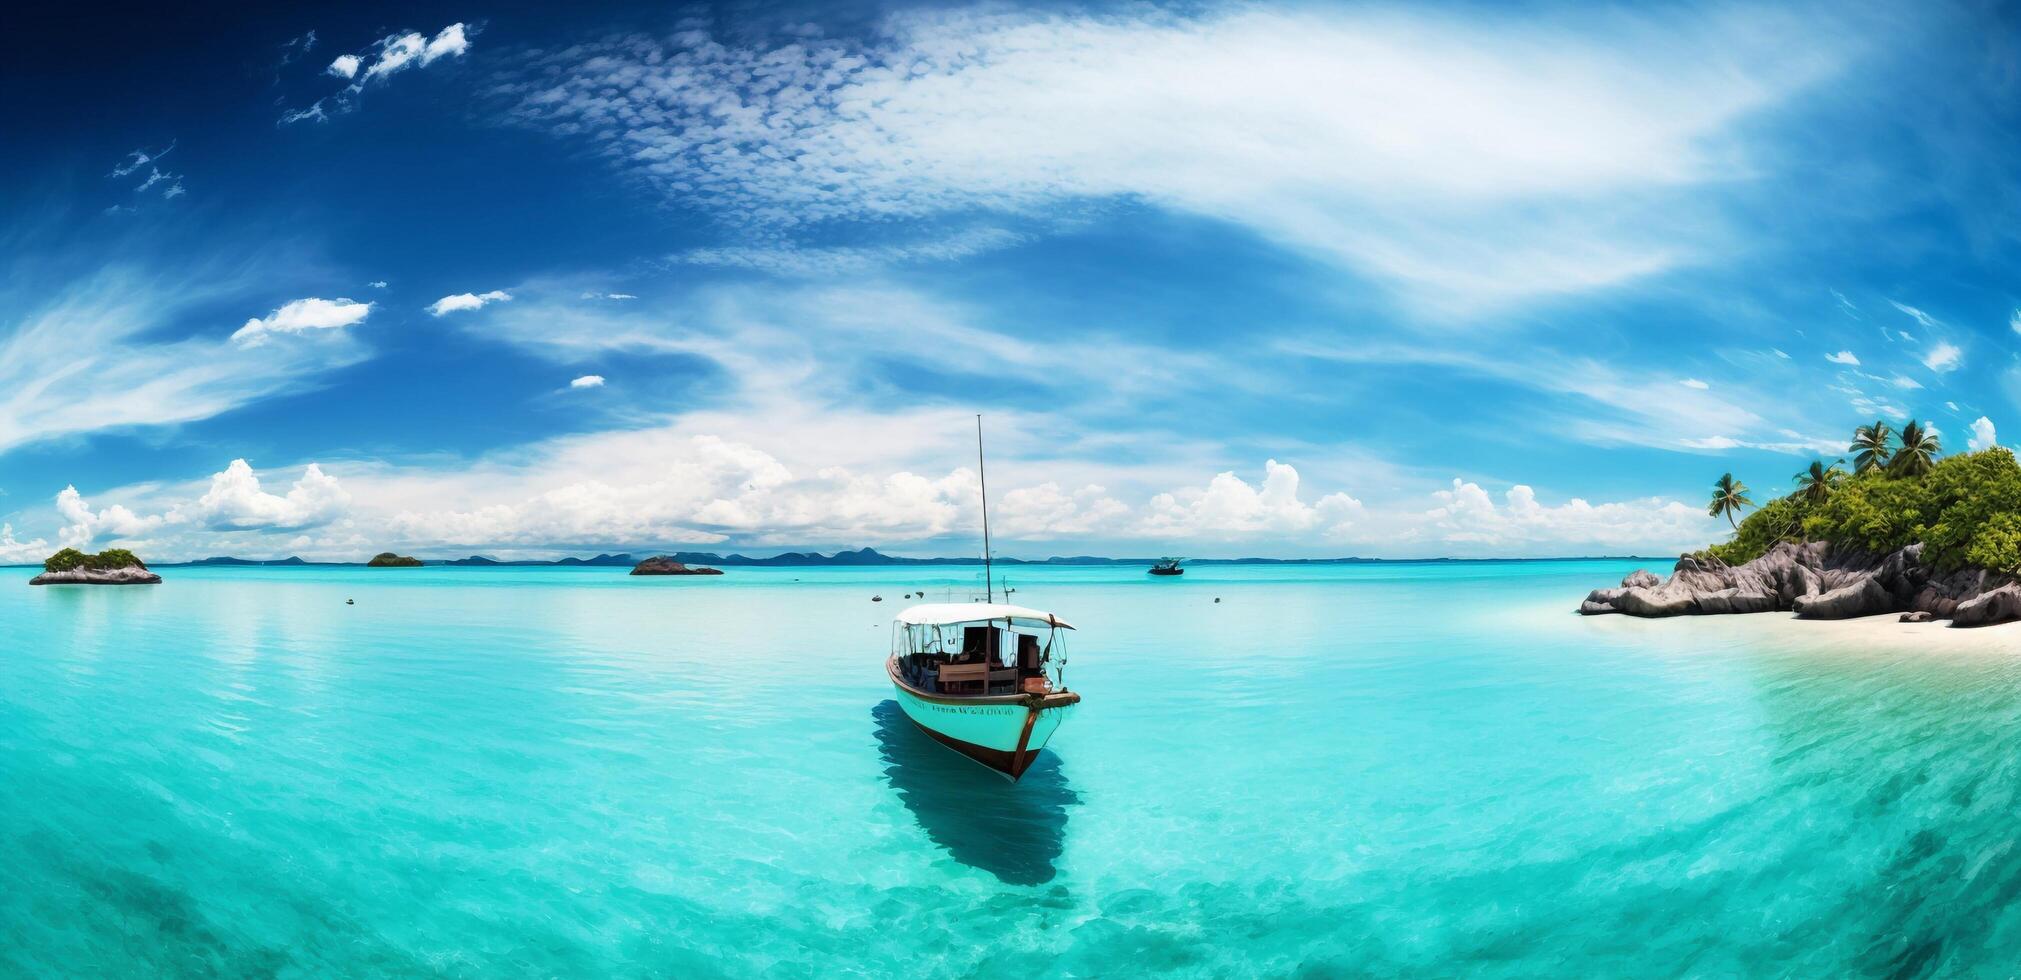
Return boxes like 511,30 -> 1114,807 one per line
6,559 -> 2021,975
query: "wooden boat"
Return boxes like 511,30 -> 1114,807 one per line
887,602 -> 1079,780
1149,557 -> 1184,576
883,415 -> 1079,780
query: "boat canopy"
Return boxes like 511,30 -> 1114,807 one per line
895,603 -> 1076,631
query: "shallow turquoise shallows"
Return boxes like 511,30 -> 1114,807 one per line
12,561 -> 2021,975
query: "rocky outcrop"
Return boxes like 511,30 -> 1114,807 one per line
367,552 -> 423,567
629,556 -> 724,576
1580,540 -> 2021,627
30,566 -> 162,585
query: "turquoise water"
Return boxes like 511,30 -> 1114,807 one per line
10,560 -> 2021,974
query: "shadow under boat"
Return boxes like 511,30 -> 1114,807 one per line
872,699 -> 1078,886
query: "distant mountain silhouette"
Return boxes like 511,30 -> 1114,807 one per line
136,548 -> 1661,569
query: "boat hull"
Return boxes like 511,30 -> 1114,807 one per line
887,663 -> 1077,780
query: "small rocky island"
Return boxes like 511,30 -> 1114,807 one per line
629,556 -> 724,576
1583,434 -> 2021,628
31,548 -> 161,585
367,552 -> 423,567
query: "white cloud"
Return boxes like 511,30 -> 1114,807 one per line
190,460 -> 350,531
1415,479 -> 1711,553
109,141 -> 173,179
368,280 -> 388,289
1923,341 -> 1962,372
1773,349 -> 1790,359
579,292 -> 637,301
422,23 -> 469,63
428,290 -> 511,316
1138,460 -> 1362,540
1971,416 -> 1997,452
1889,375 -> 1922,390
1679,378 -> 1709,389
1825,350 -> 1860,365
570,374 -> 605,389
0,523 -> 49,563
328,54 -> 361,79
232,297 -> 371,347
2010,310 -> 2021,336
501,6 -> 1843,310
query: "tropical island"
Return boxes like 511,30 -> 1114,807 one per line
366,552 -> 423,567
1583,419 -> 2021,626
31,548 -> 162,585
629,556 -> 724,576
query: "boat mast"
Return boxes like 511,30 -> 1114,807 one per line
977,414 -> 993,603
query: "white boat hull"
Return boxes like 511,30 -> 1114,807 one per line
886,661 -> 1077,779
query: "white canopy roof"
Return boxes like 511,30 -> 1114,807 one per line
895,602 -> 1075,631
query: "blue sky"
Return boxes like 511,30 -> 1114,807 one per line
5,0 -> 2021,560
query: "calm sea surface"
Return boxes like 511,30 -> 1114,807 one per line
9,560 -> 2021,975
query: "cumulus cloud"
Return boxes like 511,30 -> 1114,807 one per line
1416,479 -> 1711,553
428,290 -> 511,316
232,297 -> 371,347
190,460 -> 350,530
569,374 -> 605,388
328,54 -> 360,79
1138,460 -> 1362,540
499,6 -> 1843,309
1826,350 -> 1860,365
1923,341 -> 1962,372
1971,416 -> 1997,451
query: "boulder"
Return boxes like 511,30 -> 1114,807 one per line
1953,584 -> 2021,627
1900,611 -> 1934,623
1794,577 -> 1895,620
1622,569 -> 1661,589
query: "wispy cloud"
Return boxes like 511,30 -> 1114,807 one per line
1923,341 -> 1963,372
282,22 -> 474,125
569,374 -> 605,389
1826,350 -> 1860,365
498,6 -> 1845,310
0,272 -> 370,454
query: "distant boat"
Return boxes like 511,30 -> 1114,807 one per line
884,415 -> 1079,780
1149,557 -> 1184,576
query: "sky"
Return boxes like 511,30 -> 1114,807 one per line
5,0 -> 2021,561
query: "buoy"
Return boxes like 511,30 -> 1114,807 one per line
872,595 -> 883,602
346,599 -> 355,605
1214,597 -> 1221,603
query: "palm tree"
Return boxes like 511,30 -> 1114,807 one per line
1793,459 -> 1846,504
1850,420 -> 1894,475
1708,473 -> 1754,529
1890,420 -> 1941,477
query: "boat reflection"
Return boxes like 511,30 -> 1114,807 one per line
872,700 -> 1078,885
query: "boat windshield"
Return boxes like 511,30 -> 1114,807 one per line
891,618 -> 1069,697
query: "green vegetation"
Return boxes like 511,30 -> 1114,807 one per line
41,547 -> 149,572
367,552 -> 423,567
1702,422 -> 2021,575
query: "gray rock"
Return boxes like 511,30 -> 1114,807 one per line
1900,611 -> 1934,623
1794,577 -> 1894,619
1953,584 -> 2021,627
1580,538 -> 2021,627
